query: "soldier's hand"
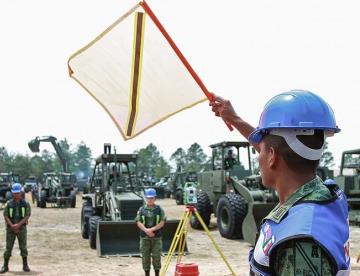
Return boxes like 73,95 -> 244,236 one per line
209,94 -> 239,125
146,229 -> 155,238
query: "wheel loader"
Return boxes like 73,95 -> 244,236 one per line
81,144 -> 186,256
190,141 -> 278,245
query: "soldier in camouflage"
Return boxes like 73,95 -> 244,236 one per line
0,183 -> 31,273
224,149 -> 237,170
210,90 -> 350,275
136,188 -> 166,276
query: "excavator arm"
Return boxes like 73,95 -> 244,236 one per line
28,136 -> 68,172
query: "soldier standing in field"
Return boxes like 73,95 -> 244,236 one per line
0,183 -> 31,273
136,188 -> 166,276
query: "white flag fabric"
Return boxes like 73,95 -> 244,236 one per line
68,2 -> 207,140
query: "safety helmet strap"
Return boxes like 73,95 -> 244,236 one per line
269,129 -> 326,160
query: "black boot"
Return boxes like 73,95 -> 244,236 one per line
0,257 -> 9,274
155,270 -> 160,276
22,257 -> 30,272
145,271 -> 150,276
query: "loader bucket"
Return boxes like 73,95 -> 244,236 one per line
242,202 -> 277,245
96,219 -> 188,257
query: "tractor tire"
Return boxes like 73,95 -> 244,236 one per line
5,191 -> 12,201
39,190 -> 47,208
35,192 -> 40,207
81,202 -> 93,239
70,191 -> 76,208
216,193 -> 247,239
175,190 -> 183,205
89,215 -> 101,249
190,191 -> 211,229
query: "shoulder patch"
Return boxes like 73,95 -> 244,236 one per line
272,206 -> 287,221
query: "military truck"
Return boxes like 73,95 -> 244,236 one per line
81,144 -> 186,256
154,176 -> 171,198
37,172 -> 76,208
334,148 -> 360,224
316,166 -> 334,181
168,171 -> 198,205
190,141 -> 278,245
28,136 -> 77,208
0,172 -> 20,204
24,175 -> 37,193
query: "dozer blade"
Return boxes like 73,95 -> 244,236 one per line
96,219 -> 188,257
242,202 -> 277,246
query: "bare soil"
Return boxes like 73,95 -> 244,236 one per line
0,194 -> 359,276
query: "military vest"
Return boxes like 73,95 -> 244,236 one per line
139,205 -> 162,238
249,185 -> 350,276
6,199 -> 28,224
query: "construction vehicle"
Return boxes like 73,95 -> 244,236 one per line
169,171 -> 198,205
190,141 -> 278,245
24,175 -> 37,193
334,148 -> 360,224
154,176 -> 171,198
316,166 -> 334,181
81,144 -> 186,256
37,172 -> 76,208
0,172 -> 20,204
28,136 -> 77,208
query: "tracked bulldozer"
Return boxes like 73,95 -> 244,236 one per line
335,148 -> 360,224
81,144 -> 186,256
28,136 -> 77,208
190,141 -> 278,245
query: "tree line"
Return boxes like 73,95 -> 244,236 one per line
0,139 -> 335,184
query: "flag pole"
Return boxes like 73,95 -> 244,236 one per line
140,1 -> 233,131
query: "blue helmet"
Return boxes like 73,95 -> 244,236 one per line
145,188 -> 156,198
11,183 -> 22,193
248,90 -> 340,160
249,90 -> 340,144
324,178 -> 336,185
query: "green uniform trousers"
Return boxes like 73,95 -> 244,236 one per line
4,227 -> 28,259
140,237 -> 162,271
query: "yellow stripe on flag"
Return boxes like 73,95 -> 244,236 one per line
126,12 -> 146,137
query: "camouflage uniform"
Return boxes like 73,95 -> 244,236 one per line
264,178 -> 336,275
136,204 -> 166,272
3,198 -> 31,259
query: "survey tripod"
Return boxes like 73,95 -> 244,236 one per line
160,206 -> 236,276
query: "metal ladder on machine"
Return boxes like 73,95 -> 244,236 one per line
161,205 -> 236,276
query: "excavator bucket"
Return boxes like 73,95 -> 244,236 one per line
242,202 -> 277,246
28,138 -> 40,152
96,219 -> 187,257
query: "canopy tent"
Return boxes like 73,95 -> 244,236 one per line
68,1 -> 212,140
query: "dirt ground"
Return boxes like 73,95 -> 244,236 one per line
0,193 -> 359,276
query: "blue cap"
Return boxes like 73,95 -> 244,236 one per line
249,90 -> 340,144
145,188 -> 156,198
324,179 -> 336,185
11,183 -> 22,193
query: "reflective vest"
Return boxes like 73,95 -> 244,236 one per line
249,185 -> 350,276
139,205 -> 162,238
7,199 -> 27,223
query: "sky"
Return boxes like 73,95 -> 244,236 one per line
1,0 -> 359,170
